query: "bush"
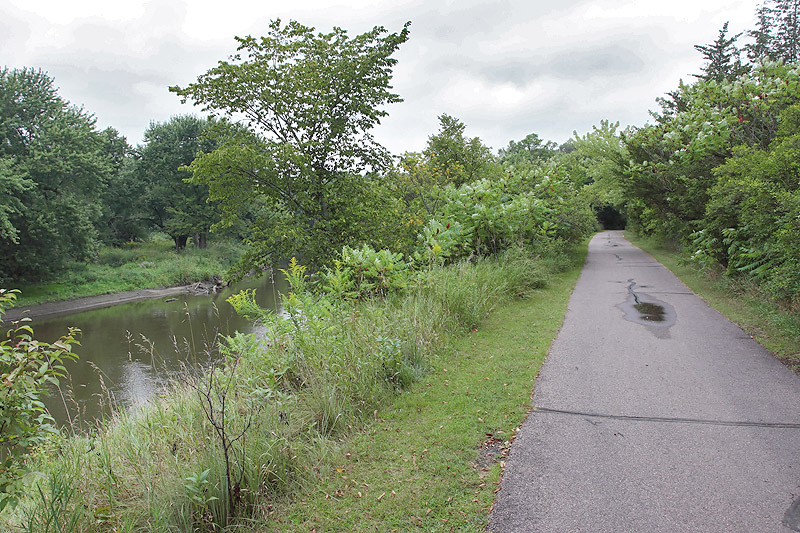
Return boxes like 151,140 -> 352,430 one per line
693,104 -> 800,307
320,245 -> 409,300
0,289 -> 79,513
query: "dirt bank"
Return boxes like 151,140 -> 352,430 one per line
3,286 -> 193,321
2,277 -> 229,322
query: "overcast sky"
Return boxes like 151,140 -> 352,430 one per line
2,0 -> 759,154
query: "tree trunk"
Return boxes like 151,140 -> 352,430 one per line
174,235 -> 188,250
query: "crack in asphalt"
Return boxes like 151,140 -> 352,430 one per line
534,407 -> 800,429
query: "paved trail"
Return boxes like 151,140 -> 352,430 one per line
489,231 -> 800,532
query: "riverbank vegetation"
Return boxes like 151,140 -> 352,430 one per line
13,236 -> 244,307
262,249 -> 586,531
0,243 -> 586,531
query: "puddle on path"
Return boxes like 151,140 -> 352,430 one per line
634,302 -> 666,322
617,279 -> 676,337
784,495 -> 800,531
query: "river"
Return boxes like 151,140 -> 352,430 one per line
20,274 -> 287,428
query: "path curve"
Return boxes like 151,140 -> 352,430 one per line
489,231 -> 800,532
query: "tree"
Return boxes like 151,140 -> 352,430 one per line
746,1 -> 800,63
138,115 -> 220,249
171,19 -> 411,265
96,128 -> 148,245
0,68 -> 112,282
772,0 -> 800,63
693,103 -> 800,305
566,121 -> 630,229
747,3 -> 776,62
422,114 -> 500,187
499,132 -> 558,165
694,22 -> 748,81
0,157 -> 30,243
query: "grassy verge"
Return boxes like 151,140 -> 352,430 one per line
264,246 -> 586,531
2,244 -> 586,531
13,236 -> 244,307
626,232 -> 800,369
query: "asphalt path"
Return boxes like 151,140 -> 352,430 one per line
488,231 -> 800,532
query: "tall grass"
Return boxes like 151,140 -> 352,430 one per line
1,248 -> 550,531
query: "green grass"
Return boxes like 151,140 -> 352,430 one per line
1,245 -> 587,531
257,245 -> 587,531
626,232 -> 800,370
13,236 -> 244,307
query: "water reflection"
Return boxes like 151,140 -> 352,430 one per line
26,274 -> 286,426
617,279 -> 676,336
633,302 -> 667,322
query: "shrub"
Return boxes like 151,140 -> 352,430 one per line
320,245 -> 409,300
0,289 -> 79,513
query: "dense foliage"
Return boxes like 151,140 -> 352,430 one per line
561,1 -> 800,308
137,115 -> 222,249
0,67 -> 235,284
0,68 -> 117,282
0,290 -> 79,513
171,19 -> 412,269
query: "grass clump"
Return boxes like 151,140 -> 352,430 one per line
626,232 -> 800,369
1,244 -> 575,531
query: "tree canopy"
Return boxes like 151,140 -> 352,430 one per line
0,67 -> 115,282
171,19 -> 411,266
137,115 -> 221,249
694,22 -> 749,81
499,133 -> 558,166
422,114 -> 500,187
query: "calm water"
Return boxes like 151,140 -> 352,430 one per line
24,274 -> 287,427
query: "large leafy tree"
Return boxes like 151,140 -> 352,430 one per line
422,114 -> 500,187
0,68 -> 113,282
137,115 -> 220,249
620,61 -> 800,239
171,19 -> 411,266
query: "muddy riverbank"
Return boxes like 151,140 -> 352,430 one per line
3,285 -> 194,321
2,277 -> 231,321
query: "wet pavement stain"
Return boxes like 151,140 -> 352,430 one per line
784,496 -> 800,531
617,280 -> 676,336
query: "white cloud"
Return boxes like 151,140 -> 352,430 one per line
1,0 -> 760,153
